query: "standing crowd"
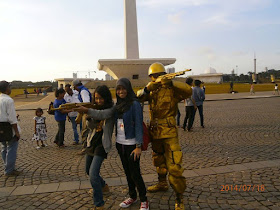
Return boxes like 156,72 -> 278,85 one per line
0,62 -> 210,210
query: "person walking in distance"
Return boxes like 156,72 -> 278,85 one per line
182,77 -> 197,132
273,84 -> 279,95
73,79 -> 92,155
137,63 -> 192,210
0,81 -> 22,176
250,83 -> 255,95
192,80 -> 205,128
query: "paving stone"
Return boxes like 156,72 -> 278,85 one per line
57,181 -> 80,191
106,177 -> 122,186
227,164 -> 249,171
35,183 -> 59,193
193,168 -> 216,176
11,185 -> 38,195
0,97 -> 279,209
210,166 -> 234,174
79,180 -> 91,190
143,173 -> 157,183
242,162 -> 267,170
183,170 -> 200,177
0,187 -> 16,197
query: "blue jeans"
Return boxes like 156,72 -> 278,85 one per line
1,139 -> 19,174
86,155 -> 105,207
194,105 -> 204,126
69,117 -> 79,143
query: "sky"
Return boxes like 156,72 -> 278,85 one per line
0,0 -> 280,82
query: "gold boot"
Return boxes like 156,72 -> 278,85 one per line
175,194 -> 184,210
147,180 -> 169,192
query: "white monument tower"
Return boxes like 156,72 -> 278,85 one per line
124,0 -> 139,59
98,0 -> 176,80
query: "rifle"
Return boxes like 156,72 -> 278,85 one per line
49,102 -> 95,111
48,102 -> 98,124
156,69 -> 192,83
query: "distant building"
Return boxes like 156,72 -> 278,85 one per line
166,67 -> 175,74
54,78 -> 94,89
187,67 -> 223,83
105,74 -> 114,81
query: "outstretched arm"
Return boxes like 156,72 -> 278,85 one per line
74,106 -> 116,120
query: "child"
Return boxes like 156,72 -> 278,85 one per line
53,88 -> 70,148
115,78 -> 149,210
32,108 -> 47,149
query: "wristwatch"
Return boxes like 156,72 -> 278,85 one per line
136,143 -> 142,148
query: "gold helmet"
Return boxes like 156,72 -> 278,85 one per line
148,62 -> 166,76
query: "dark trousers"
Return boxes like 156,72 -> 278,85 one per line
194,105 -> 204,126
116,143 -> 147,202
183,106 -> 195,130
176,110 -> 181,126
55,120 -> 65,146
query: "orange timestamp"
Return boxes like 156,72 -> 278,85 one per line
221,185 -> 265,192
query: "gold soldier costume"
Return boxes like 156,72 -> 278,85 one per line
137,63 -> 192,210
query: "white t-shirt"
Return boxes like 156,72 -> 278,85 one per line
0,93 -> 20,135
116,119 -> 136,145
80,89 -> 91,103
64,90 -> 80,117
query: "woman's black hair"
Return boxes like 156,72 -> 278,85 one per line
55,88 -> 65,97
35,108 -> 43,115
93,85 -> 113,109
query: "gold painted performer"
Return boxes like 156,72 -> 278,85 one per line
137,62 -> 192,210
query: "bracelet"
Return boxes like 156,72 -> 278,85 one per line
136,143 -> 142,148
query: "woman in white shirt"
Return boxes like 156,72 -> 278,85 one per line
115,78 -> 149,210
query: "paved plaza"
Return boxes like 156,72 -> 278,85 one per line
0,92 -> 280,209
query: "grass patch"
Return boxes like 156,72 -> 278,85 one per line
10,88 -> 35,98
203,83 -> 275,94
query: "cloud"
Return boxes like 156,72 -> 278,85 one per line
203,14 -> 229,25
232,51 -> 248,56
138,0 -> 214,8
139,0 -> 272,10
197,47 -> 218,61
167,12 -> 183,24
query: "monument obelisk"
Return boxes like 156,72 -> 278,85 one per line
98,0 -> 176,80
124,0 -> 139,59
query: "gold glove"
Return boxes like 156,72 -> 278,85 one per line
146,82 -> 161,91
161,77 -> 172,85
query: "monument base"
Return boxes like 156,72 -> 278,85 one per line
98,58 -> 176,80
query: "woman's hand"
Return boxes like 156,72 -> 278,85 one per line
73,105 -> 89,114
131,147 -> 142,161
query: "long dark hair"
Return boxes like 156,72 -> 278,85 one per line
93,85 -> 113,109
115,78 -> 137,116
